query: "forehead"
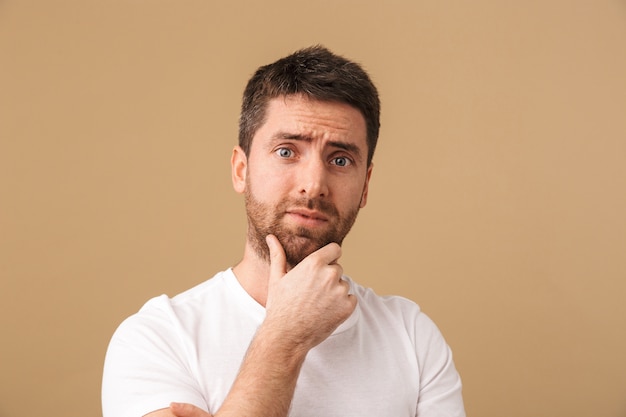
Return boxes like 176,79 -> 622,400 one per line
253,95 -> 368,151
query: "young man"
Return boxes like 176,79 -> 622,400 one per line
102,46 -> 465,417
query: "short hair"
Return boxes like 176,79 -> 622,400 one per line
238,45 -> 380,166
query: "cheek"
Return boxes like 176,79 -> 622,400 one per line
247,169 -> 288,202
340,176 -> 370,209
334,184 -> 365,209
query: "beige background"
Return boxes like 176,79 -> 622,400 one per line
1,1 -> 625,416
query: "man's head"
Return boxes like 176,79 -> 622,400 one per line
238,45 -> 380,167
232,47 -> 379,268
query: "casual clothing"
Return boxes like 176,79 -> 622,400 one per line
102,269 -> 465,417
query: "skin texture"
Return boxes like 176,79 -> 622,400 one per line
145,95 -> 372,417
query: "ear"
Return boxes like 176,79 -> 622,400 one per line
231,146 -> 248,194
359,163 -> 374,208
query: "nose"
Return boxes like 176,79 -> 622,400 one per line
298,156 -> 329,199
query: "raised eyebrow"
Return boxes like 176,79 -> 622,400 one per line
270,132 -> 312,143
327,140 -> 363,161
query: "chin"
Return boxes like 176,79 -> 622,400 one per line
281,234 -> 337,267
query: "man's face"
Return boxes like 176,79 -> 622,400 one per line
232,94 -> 373,268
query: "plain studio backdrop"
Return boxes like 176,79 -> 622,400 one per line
1,1 -> 625,416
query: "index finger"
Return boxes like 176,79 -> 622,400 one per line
266,234 -> 287,284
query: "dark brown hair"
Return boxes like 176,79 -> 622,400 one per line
238,45 -> 380,166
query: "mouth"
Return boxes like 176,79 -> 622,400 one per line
285,208 -> 329,226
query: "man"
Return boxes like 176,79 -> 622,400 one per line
102,45 -> 465,417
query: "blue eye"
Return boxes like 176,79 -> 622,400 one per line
276,148 -> 293,158
331,157 -> 351,167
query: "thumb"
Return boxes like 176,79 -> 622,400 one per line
265,234 -> 287,285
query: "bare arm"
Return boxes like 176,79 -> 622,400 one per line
147,328 -> 304,417
216,235 -> 355,416
145,403 -> 211,417
144,316 -> 308,417
148,235 -> 356,417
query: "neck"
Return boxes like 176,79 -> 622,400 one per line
232,241 -> 271,307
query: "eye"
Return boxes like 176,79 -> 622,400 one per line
331,156 -> 352,167
276,147 -> 294,158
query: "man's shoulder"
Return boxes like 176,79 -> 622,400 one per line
347,277 -> 449,350
112,270 -> 232,336
168,269 -> 232,306
347,276 -> 423,316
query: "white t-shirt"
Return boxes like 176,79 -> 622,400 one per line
102,269 -> 465,417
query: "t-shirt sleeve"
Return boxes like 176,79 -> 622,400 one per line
412,311 -> 466,417
102,297 -> 208,417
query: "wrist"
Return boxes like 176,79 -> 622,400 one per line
254,319 -> 311,367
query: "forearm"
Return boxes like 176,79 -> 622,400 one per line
214,322 -> 309,417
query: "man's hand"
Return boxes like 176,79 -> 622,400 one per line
170,402 -> 213,417
264,234 -> 357,351
169,237 -> 357,417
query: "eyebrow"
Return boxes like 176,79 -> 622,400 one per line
271,132 -> 364,161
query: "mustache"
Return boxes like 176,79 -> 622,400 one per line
286,198 -> 339,217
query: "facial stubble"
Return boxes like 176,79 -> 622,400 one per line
244,189 -> 361,268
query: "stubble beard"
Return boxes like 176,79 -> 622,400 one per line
244,189 -> 360,268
